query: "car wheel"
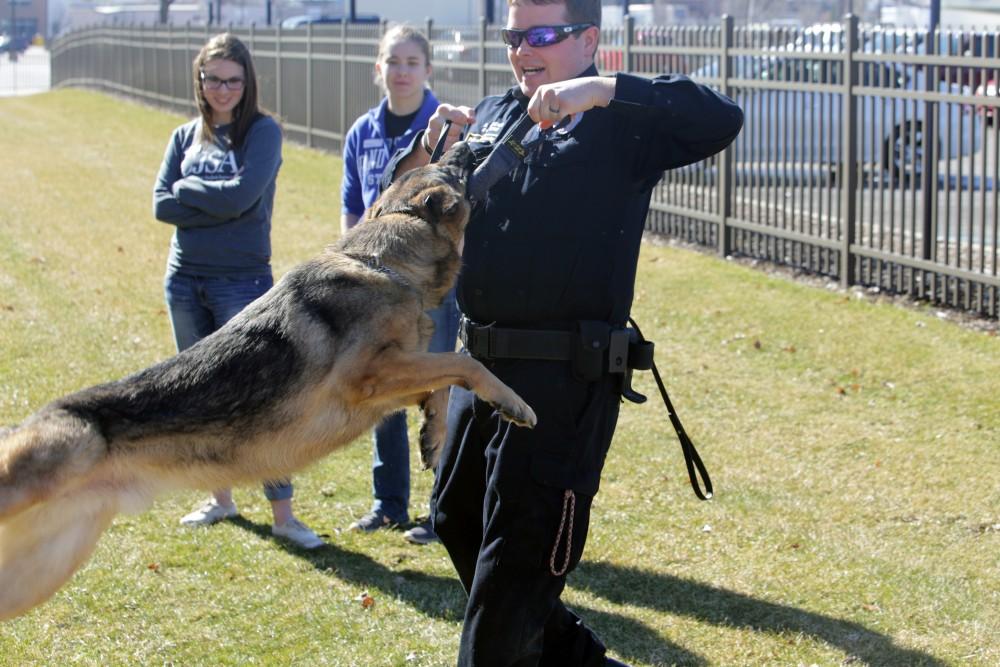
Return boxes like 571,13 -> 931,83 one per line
883,120 -> 925,183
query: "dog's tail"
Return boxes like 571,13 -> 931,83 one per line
0,492 -> 116,621
0,410 -> 107,520
0,411 -> 114,620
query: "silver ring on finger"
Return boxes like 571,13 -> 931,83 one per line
548,106 -> 560,115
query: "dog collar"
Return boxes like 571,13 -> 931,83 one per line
346,252 -> 410,287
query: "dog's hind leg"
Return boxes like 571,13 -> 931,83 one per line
418,389 -> 450,470
0,491 -> 117,620
0,410 -> 107,520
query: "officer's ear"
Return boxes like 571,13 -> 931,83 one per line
582,25 -> 599,60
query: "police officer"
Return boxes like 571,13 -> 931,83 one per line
385,0 -> 743,664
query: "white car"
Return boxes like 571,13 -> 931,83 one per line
692,26 -> 982,179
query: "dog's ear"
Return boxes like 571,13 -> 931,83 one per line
422,187 -> 463,222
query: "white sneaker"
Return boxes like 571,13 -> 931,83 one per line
179,499 -> 239,526
272,518 -> 325,549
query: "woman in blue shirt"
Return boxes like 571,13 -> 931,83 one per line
153,33 -> 323,549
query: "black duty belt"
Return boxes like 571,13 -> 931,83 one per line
460,320 -> 575,361
459,317 -> 713,500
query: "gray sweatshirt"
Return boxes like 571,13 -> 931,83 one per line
152,114 -> 282,277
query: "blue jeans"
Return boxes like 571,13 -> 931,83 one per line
164,271 -> 293,502
370,286 -> 460,521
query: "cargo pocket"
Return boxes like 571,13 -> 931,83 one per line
528,373 -> 620,498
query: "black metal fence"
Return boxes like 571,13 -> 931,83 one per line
50,16 -> 1000,317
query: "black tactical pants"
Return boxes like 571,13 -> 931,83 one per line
431,358 -> 621,667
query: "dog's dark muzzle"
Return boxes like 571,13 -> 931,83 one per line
429,115 -> 540,204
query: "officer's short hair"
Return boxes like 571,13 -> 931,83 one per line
507,0 -> 602,29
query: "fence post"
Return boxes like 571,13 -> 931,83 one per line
624,14 -> 634,74
187,22 -> 194,111
136,23 -> 143,98
920,26 -> 938,261
479,16 -> 488,100
275,22 -> 282,121
167,22 -> 174,110
306,22 -> 314,148
718,15 -> 734,257
339,19 -> 347,151
152,23 -> 159,101
839,14 -> 859,288
424,18 -> 434,88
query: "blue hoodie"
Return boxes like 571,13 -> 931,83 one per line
341,89 -> 439,219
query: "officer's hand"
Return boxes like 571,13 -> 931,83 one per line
427,105 -> 476,154
528,76 -> 616,128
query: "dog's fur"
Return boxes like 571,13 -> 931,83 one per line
0,143 -> 535,621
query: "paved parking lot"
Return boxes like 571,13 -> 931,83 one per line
0,47 -> 51,96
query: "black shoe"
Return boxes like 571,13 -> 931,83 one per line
402,518 -> 439,545
605,658 -> 631,667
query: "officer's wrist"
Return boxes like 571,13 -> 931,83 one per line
421,131 -> 433,155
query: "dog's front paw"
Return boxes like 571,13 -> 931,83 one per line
495,397 -> 537,429
418,390 -> 449,469
418,419 -> 444,470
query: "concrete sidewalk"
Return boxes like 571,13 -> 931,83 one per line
0,46 -> 51,97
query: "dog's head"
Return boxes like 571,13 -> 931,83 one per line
340,143 -> 476,306
368,142 -> 476,244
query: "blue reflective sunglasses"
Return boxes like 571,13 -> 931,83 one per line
500,23 -> 595,49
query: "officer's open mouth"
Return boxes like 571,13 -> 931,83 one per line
522,67 -> 544,75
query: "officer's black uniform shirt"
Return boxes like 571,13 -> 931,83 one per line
390,66 -> 743,331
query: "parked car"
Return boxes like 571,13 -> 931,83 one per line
692,25 -> 983,179
975,78 -> 997,126
0,33 -> 28,55
432,30 -> 474,64
280,14 -> 379,29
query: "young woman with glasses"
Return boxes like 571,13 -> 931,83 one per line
152,33 -> 324,549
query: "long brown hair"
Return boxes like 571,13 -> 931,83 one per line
192,33 -> 270,148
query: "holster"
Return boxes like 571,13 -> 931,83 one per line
572,320 -> 655,402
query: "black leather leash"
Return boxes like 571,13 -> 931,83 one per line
428,119 -> 454,164
628,317 -> 713,500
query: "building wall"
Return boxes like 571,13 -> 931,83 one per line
2,0 -> 48,41
356,0 -> 480,26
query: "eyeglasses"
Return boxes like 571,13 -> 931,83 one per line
200,73 -> 245,91
500,23 -> 595,49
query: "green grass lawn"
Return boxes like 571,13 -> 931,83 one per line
1,89 -> 998,666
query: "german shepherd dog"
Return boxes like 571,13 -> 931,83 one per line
0,143 -> 536,621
